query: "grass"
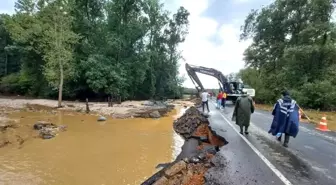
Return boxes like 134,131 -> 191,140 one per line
255,104 -> 336,131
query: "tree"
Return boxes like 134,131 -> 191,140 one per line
0,0 -> 190,102
39,0 -> 79,107
15,0 -> 36,14
240,0 -> 336,109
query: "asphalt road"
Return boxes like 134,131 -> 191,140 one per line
205,100 -> 336,185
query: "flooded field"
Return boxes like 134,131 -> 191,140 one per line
0,109 -> 179,185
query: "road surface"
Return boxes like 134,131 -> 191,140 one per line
205,100 -> 336,185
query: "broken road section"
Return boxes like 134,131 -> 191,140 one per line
142,106 -> 228,185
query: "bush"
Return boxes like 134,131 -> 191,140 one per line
0,73 -> 22,94
293,81 -> 336,111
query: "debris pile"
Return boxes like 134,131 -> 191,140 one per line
142,106 -> 228,185
173,106 -> 209,139
134,101 -> 175,119
33,121 -> 67,139
191,98 -> 202,108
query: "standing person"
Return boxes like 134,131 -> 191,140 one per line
216,91 -> 223,109
232,90 -> 254,135
201,90 -> 210,113
268,91 -> 299,147
222,91 -> 227,109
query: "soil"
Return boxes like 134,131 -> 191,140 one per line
173,106 -> 209,139
143,100 -> 229,185
0,97 -> 180,118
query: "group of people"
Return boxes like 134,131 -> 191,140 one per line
216,91 -> 227,110
200,88 -> 300,148
232,90 -> 300,147
200,89 -> 227,112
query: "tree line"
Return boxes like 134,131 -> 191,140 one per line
0,0 -> 189,106
239,0 -> 336,110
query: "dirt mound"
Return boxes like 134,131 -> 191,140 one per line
142,106 -> 229,185
173,106 -> 209,139
190,98 -> 202,108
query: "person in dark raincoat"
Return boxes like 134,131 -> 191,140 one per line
232,91 -> 255,135
268,91 -> 299,147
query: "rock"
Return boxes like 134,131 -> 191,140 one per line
33,121 -> 56,130
189,156 -> 201,163
39,127 -> 57,139
164,160 -> 187,177
111,113 -> 133,119
153,176 -> 169,185
182,170 -> 194,184
149,111 -> 161,118
33,121 -> 65,139
142,101 -> 155,106
202,145 -> 217,155
42,134 -> 54,139
197,153 -> 206,160
97,116 -> 107,121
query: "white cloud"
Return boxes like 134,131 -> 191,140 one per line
232,0 -> 251,4
0,0 -> 15,15
164,0 -> 251,89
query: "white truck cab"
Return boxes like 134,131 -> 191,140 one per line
242,84 -> 255,97
226,80 -> 255,103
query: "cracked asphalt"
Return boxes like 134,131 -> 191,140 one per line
204,100 -> 336,185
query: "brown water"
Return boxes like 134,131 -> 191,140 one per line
0,110 -> 177,185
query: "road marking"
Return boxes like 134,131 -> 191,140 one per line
254,110 -> 336,143
211,102 -> 293,185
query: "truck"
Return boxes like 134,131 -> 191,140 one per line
185,63 -> 255,103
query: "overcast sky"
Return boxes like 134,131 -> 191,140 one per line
0,0 -> 271,88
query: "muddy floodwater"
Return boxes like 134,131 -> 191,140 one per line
0,109 -> 179,185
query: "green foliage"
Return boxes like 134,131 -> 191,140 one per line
0,0 -> 189,101
292,81 -> 336,110
0,73 -> 21,94
240,0 -> 336,110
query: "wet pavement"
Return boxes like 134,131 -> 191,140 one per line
205,100 -> 336,185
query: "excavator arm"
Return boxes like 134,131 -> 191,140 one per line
185,63 -> 230,93
185,64 -> 205,92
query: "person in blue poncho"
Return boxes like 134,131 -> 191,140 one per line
268,90 -> 300,147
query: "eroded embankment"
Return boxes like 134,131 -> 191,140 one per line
142,106 -> 228,185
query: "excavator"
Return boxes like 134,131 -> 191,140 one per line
185,63 -> 255,103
